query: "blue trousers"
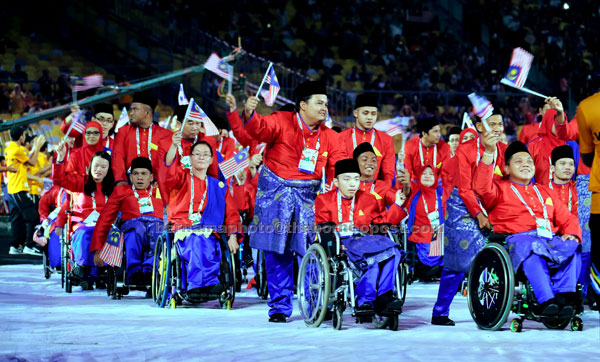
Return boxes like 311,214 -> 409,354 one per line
48,229 -> 61,268
522,253 -> 579,304
432,268 -> 465,317
176,233 -> 221,291
124,229 -> 156,282
265,250 -> 295,317
71,225 -> 98,279
356,248 -> 401,306
578,252 -> 591,298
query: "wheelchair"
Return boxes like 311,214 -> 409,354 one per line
297,223 -> 408,331
467,234 -> 584,332
152,230 -> 237,309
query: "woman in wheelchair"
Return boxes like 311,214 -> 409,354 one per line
314,159 -> 407,315
90,157 -> 164,286
53,143 -> 115,289
404,165 -> 446,280
162,140 -> 242,301
473,139 -> 582,317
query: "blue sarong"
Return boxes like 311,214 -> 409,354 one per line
505,230 -> 581,272
249,166 -> 321,256
341,234 -> 404,271
443,188 -> 487,273
121,216 -> 162,280
576,174 -> 591,253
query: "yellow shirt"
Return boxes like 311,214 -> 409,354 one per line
27,153 -> 49,195
5,142 -> 30,194
576,91 -> 600,213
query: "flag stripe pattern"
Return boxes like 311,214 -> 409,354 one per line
187,100 -> 219,136
73,74 -> 103,91
261,66 -> 280,107
468,93 -> 494,120
373,117 -> 410,137
428,225 -> 444,257
503,47 -> 533,88
219,147 -> 249,179
204,53 -> 233,81
99,228 -> 123,267
178,84 -> 189,105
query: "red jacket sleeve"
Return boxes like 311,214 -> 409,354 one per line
91,186 -> 127,252
456,145 -> 483,218
228,111 -> 258,150
52,161 -> 85,193
374,203 -> 407,225
243,111 -> 283,145
60,116 -> 83,148
55,201 -> 69,228
473,160 -> 500,211
111,126 -> 128,182
314,193 -> 332,225
549,188 -> 582,241
224,189 -> 242,237
555,117 -> 578,141
38,186 -> 57,220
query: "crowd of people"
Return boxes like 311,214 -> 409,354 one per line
2,76 -> 598,326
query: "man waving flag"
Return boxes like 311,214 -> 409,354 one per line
260,66 -> 280,107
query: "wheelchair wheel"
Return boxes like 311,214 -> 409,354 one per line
152,234 -> 171,308
396,263 -> 408,304
257,250 -> 268,300
297,243 -> 331,328
467,243 -> 514,331
333,307 -> 343,330
218,242 -> 236,309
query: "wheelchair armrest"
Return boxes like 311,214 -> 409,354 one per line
487,233 -> 510,245
317,222 -> 339,257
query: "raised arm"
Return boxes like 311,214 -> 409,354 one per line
242,96 -> 281,144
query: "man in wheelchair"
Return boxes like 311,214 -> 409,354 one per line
314,159 -> 407,315
473,139 -> 582,317
91,157 -> 164,286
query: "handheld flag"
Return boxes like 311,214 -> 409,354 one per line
219,147 -> 250,179
115,107 -> 129,132
183,98 -> 219,136
62,112 -> 86,141
468,93 -> 493,131
259,65 -> 280,106
98,228 -> 124,267
500,47 -> 548,98
373,116 -> 410,137
72,74 -> 103,92
255,142 -> 267,155
204,53 -> 233,81
461,112 -> 476,130
428,225 -> 444,257
178,83 -> 189,105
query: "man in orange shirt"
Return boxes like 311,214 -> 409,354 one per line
576,92 -> 600,300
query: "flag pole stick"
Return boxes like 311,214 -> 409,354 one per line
228,65 -> 233,95
62,115 -> 78,142
500,78 -> 548,99
255,62 -> 273,97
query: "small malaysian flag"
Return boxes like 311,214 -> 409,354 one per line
219,147 -> 249,179
503,48 -> 533,88
178,83 -> 189,105
115,107 -> 129,132
428,225 -> 444,257
99,228 -> 123,267
204,53 -> 233,81
374,116 -> 410,137
468,93 -> 494,120
184,99 -> 219,136
260,66 -> 280,107
72,74 -> 103,92
461,112 -> 476,130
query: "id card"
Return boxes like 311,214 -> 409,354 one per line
84,210 -> 100,226
427,211 -> 440,230
138,197 -> 154,214
536,218 -> 552,239
337,222 -> 354,238
298,148 -> 318,174
180,155 -> 191,169
189,212 -> 201,225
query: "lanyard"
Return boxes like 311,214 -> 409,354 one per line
421,193 -> 438,215
476,137 -> 497,168
217,140 -> 223,153
510,184 -> 549,222
132,184 -> 153,204
135,125 -> 153,158
352,127 -> 375,148
91,191 -> 108,211
296,113 -> 321,152
418,140 -> 436,167
336,191 -> 355,225
189,171 -> 208,221
548,181 -> 572,211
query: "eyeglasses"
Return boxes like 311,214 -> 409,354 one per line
191,153 -> 212,159
96,117 -> 114,124
85,131 -> 101,136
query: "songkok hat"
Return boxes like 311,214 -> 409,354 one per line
504,141 -> 530,164
551,145 -> 574,165
295,81 -> 327,101
132,91 -> 158,110
335,159 -> 361,178
417,117 -> 439,135
353,142 -> 376,160
94,103 -> 114,117
130,157 -> 153,172
354,93 -> 379,109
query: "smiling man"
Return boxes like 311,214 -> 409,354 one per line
242,80 -> 347,323
473,140 -> 582,317
340,93 -> 396,185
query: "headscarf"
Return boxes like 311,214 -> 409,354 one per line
459,128 -> 479,143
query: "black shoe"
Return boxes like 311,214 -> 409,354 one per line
207,284 -> 224,295
431,316 -> 455,326
536,299 -> 559,316
356,303 -> 374,314
558,305 -> 574,318
384,298 -> 404,313
373,291 -> 394,314
143,272 -> 152,286
95,279 -> 106,290
69,266 -> 87,284
269,313 -> 287,323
